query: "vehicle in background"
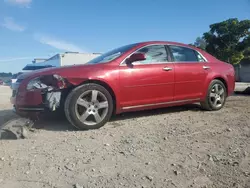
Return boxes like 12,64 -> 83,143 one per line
11,65 -> 53,88
11,73 -> 23,88
0,79 -> 4,85
32,58 -> 48,64
36,52 -> 102,67
11,52 -> 101,88
22,64 -> 54,71
11,41 -> 235,130
4,79 -> 11,86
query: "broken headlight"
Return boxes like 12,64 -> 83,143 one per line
26,75 -> 67,91
26,77 -> 47,91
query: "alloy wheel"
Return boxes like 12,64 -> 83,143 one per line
209,83 -> 225,108
75,90 -> 109,126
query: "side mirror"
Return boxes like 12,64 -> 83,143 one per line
126,53 -> 146,64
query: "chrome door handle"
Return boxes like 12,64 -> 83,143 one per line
163,67 -> 172,71
203,66 -> 210,70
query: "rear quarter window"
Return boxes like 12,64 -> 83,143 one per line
169,45 -> 198,62
194,50 -> 206,62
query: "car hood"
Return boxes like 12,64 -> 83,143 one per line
17,64 -> 99,80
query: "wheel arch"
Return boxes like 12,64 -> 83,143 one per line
212,77 -> 228,95
202,75 -> 228,100
200,77 -> 228,111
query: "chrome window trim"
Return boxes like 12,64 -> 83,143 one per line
194,50 -> 207,62
119,43 -> 208,66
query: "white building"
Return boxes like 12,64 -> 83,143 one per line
35,52 -> 102,67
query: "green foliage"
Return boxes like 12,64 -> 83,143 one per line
189,37 -> 207,50
230,52 -> 244,65
243,47 -> 250,59
202,18 -> 250,64
193,37 -> 207,50
0,72 -> 12,77
240,47 -> 250,65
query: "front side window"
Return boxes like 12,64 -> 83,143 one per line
133,45 -> 169,64
169,46 -> 198,62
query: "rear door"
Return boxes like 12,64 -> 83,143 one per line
167,45 -> 208,101
119,44 -> 174,109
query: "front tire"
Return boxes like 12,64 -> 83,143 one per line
64,83 -> 113,130
200,79 -> 227,111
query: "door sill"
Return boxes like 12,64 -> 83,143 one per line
122,98 -> 200,110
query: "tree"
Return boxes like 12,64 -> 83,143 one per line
189,37 -> 207,50
244,47 -> 250,59
203,18 -> 250,64
0,72 -> 12,77
193,37 -> 207,50
240,47 -> 250,65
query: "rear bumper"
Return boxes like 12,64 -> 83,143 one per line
227,81 -> 235,96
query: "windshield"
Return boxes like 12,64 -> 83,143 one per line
87,43 -> 138,64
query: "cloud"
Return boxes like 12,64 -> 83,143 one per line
4,0 -> 32,7
1,17 -> 25,32
34,34 -> 85,52
0,57 -> 33,62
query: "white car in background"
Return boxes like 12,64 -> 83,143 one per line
11,73 -> 22,88
11,64 -> 54,88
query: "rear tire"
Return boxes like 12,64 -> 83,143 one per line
64,83 -> 113,130
200,79 -> 227,111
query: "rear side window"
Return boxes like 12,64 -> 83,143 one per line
169,45 -> 198,62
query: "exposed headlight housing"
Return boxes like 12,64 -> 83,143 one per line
26,74 -> 67,91
26,77 -> 47,91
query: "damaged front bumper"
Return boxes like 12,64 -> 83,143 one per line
11,74 -> 70,115
13,105 -> 45,112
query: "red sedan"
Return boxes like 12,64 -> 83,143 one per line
11,41 -> 235,130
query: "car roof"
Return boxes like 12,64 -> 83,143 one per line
132,41 -> 203,53
136,41 -> 191,47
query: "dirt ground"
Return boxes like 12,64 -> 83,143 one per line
0,86 -> 250,188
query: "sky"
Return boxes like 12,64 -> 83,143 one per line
0,0 -> 250,73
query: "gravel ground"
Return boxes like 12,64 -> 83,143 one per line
0,86 -> 250,188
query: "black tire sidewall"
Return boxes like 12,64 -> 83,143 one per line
65,84 -> 113,130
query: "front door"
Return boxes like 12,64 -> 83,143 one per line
168,45 -> 208,101
119,44 -> 174,109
